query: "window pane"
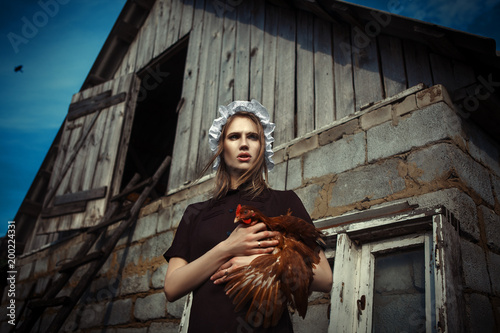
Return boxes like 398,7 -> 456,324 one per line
372,247 -> 426,333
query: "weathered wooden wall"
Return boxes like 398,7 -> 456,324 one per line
110,0 -> 477,192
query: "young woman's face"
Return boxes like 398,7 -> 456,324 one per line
223,116 -> 261,183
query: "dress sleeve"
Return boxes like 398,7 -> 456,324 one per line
163,204 -> 198,263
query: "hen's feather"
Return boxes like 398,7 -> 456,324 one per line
225,205 -> 324,327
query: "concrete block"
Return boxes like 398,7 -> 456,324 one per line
157,206 -> 172,233
318,118 -> 359,146
269,162 -> 287,190
91,276 -> 120,301
141,231 -> 174,261
367,103 -> 461,162
488,252 -> 500,295
116,328 -> 148,333
171,201 -> 189,230
148,321 -> 179,333
273,147 -> 286,164
292,303 -> 329,333
481,206 -> 500,252
466,293 -> 495,333
408,189 -> 479,240
467,124 -> 500,176
289,135 -> 319,159
120,272 -> 150,296
407,143 -> 494,205
416,84 -> 454,109
167,295 -> 187,318
286,157 -> 302,190
116,244 -> 141,269
460,239 -> 491,293
493,176 -> 500,204
392,94 -> 417,117
80,302 -> 107,328
304,132 -> 365,180
134,293 -> 167,321
330,159 -> 406,207
152,264 -> 168,289
294,184 -> 322,216
360,105 -> 392,130
107,298 -> 133,325
132,212 -> 159,243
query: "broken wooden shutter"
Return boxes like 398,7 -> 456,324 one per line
38,73 -> 139,233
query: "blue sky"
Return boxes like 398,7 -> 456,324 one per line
0,0 -> 499,237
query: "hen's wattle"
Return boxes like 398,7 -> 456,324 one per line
225,204 -> 324,328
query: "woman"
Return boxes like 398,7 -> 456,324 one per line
163,100 -> 332,332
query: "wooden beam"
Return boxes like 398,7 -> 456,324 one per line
53,187 -> 107,206
67,91 -> 127,121
41,201 -> 87,219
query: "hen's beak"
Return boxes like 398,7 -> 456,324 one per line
234,217 -> 239,223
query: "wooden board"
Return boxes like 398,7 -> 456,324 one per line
403,40 -> 433,88
153,0 -> 173,59
296,11 -> 315,136
166,0 -> 183,47
261,4 -> 279,122
54,187 -> 107,206
333,21 -> 355,119
195,3 -> 224,174
352,26 -> 383,110
217,0 -> 238,105
379,35 -> 407,98
249,0 -> 266,102
314,16 -> 335,127
135,6 -> 157,70
429,53 -> 458,92
167,0 -> 206,191
274,6 -> 296,145
233,0 -> 252,100
179,0 -> 195,38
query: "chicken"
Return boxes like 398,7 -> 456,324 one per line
224,204 -> 325,328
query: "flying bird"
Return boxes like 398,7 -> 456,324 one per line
225,204 -> 325,328
14,65 -> 23,73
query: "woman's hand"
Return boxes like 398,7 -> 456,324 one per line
210,254 -> 262,284
221,222 -> 279,258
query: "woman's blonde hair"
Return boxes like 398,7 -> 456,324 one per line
201,111 -> 269,199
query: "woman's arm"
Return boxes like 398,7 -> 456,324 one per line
164,223 -> 279,302
310,250 -> 333,293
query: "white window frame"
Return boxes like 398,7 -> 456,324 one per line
315,204 -> 464,333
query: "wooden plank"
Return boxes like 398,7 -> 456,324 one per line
429,53 -> 458,92
233,0 -> 252,100
167,0 -> 205,191
379,35 -> 407,98
352,26 -> 383,110
217,0 -> 238,105
403,40 -> 432,89
296,10 -> 315,137
166,0 -> 183,48
249,0 -> 265,102
67,92 -> 126,121
153,0 -> 172,59
452,60 -> 476,89
314,16 -> 335,127
135,7 -> 157,70
179,0 -> 195,38
59,251 -> 104,272
41,201 -> 87,219
261,4 -> 278,122
195,2 -> 224,174
333,21 -> 355,119
109,74 -> 141,198
68,90 -> 111,114
330,233 -> 361,332
53,187 -> 107,206
274,7 -> 296,145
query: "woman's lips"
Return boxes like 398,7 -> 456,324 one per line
237,153 -> 251,162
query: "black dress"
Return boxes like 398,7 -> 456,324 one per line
164,188 -> 313,333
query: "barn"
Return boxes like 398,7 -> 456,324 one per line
3,0 -> 500,331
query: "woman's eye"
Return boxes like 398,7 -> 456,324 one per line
228,134 -> 239,140
248,134 -> 258,140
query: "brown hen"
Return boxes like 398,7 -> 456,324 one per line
224,204 -> 325,328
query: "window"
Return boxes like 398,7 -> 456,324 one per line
319,205 -> 463,332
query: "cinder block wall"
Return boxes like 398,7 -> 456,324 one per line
5,85 -> 499,332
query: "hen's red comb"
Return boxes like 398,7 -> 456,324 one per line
236,204 -> 242,216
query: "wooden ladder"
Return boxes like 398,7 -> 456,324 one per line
17,155 -> 171,333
